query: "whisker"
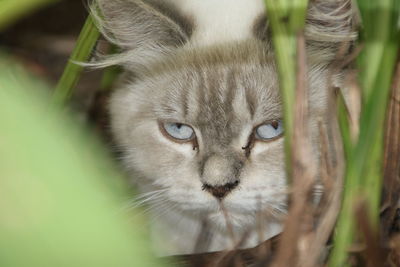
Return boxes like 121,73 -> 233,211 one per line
121,189 -> 168,211
145,200 -> 181,222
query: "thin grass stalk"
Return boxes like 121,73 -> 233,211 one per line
0,0 -> 57,31
263,1 -> 312,265
337,91 -> 354,160
52,15 -> 100,105
329,1 -> 400,265
271,32 -> 317,267
263,0 -> 309,179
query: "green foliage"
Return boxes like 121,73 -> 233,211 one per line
2,1 -> 399,266
329,1 -> 400,266
265,0 -> 400,265
263,0 -> 309,176
0,56 -> 165,267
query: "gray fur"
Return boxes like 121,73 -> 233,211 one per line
91,0 -> 357,255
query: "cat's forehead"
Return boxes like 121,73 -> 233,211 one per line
153,58 -> 282,134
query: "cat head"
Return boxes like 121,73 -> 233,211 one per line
93,0 -> 356,244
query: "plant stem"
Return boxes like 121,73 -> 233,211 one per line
329,1 -> 400,265
52,15 -> 100,105
263,0 -> 309,179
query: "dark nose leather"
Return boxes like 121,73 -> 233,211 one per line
202,180 -> 239,199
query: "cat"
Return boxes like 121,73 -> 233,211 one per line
91,0 -> 356,255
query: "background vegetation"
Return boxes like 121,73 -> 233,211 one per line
0,1 -> 163,266
1,0 -> 399,266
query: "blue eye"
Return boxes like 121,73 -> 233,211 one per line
162,122 -> 195,141
255,120 -> 284,140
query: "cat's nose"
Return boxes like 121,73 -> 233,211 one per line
202,180 -> 239,199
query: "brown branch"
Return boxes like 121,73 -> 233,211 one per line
381,55 -> 400,241
355,199 -> 386,267
168,235 -> 281,267
301,114 -> 345,267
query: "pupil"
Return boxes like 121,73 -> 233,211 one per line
176,123 -> 182,129
271,121 -> 279,130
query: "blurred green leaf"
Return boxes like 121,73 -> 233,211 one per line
0,55 -> 165,267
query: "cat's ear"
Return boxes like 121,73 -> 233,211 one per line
305,0 -> 358,62
255,0 -> 357,63
91,0 -> 192,68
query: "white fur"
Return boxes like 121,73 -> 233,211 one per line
171,0 -> 265,46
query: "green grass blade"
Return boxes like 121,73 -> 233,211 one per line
263,0 -> 309,178
329,1 -> 400,265
52,15 -> 100,105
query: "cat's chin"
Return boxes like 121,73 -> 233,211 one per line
207,208 -> 260,231
173,192 -> 287,225
150,205 -> 283,255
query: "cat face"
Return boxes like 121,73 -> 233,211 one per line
109,42 -> 335,233
94,0 -> 355,253
110,49 -> 286,230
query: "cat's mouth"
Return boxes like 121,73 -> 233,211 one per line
175,193 -> 287,220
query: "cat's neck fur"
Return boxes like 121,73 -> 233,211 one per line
149,202 -> 283,255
